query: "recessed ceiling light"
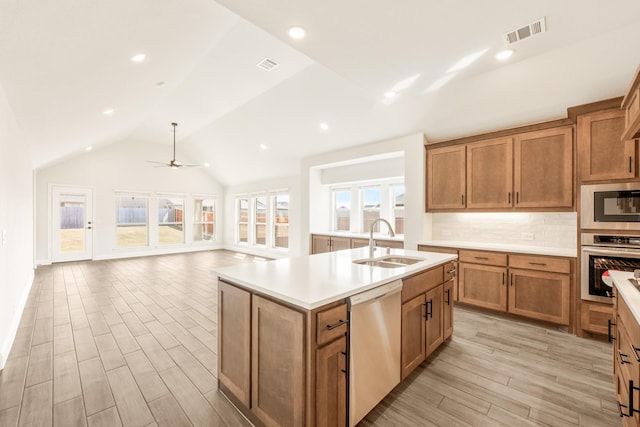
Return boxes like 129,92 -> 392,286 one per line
204,162 -> 210,168
495,49 -> 514,60
288,26 -> 306,40
447,49 -> 489,72
130,53 -> 146,63
85,146 -> 93,152
384,91 -> 397,98
319,123 -> 329,131
259,143 -> 268,150
103,109 -> 114,115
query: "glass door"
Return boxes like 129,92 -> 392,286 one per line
51,186 -> 93,262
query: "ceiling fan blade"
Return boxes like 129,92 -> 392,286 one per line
146,160 -> 169,165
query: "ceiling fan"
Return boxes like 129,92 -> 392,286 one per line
147,122 -> 200,169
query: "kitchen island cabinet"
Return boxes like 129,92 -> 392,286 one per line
216,247 -> 456,427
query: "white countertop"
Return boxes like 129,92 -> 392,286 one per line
610,270 -> 640,324
215,247 -> 457,310
417,240 -> 577,258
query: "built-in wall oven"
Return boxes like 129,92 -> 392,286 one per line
581,233 -> 640,303
581,182 -> 640,230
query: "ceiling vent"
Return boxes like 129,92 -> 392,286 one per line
256,57 -> 279,71
504,17 -> 547,44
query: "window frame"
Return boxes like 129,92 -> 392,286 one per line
193,195 -> 216,243
271,192 -> 290,250
114,192 -> 150,248
157,193 -> 185,245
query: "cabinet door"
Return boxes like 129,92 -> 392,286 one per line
427,145 -> 466,210
580,301 -> 612,335
443,279 -> 454,340
350,238 -> 368,249
218,281 -> 251,406
425,284 -> 444,357
401,294 -> 426,380
330,236 -> 351,251
508,269 -> 570,325
466,137 -> 513,209
312,235 -> 331,254
458,263 -> 507,311
316,336 -> 347,427
578,109 -> 635,181
252,296 -> 305,427
514,127 -> 573,208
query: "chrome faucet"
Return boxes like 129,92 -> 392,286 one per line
369,218 -> 395,258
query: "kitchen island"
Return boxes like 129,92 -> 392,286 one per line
215,247 -> 457,427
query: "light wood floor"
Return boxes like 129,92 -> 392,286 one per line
0,250 -> 621,427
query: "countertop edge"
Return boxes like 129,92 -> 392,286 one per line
611,270 -> 640,324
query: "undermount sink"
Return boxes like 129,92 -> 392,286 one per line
353,256 -> 423,268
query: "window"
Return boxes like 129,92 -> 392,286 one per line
254,195 -> 267,245
272,193 -> 289,249
392,185 -> 405,235
361,187 -> 381,232
193,197 -> 215,242
158,196 -> 184,244
115,194 -> 148,247
237,197 -> 249,243
334,190 -> 351,231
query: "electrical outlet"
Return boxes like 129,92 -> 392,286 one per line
521,232 -> 534,241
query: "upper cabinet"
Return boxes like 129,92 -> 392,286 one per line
514,127 -> 573,208
466,137 -> 513,209
426,145 -> 465,209
578,109 -> 635,182
622,64 -> 640,141
426,125 -> 574,211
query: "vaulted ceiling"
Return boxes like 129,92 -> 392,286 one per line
1,0 -> 639,185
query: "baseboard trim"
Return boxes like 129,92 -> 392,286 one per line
0,268 -> 35,370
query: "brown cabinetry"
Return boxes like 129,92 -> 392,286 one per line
622,64 -> 640,141
426,124 -> 574,211
578,109 -> 635,181
514,127 -> 573,208
459,261 -> 507,311
315,336 -> 347,427
580,301 -> 612,335
443,278 -> 454,340
350,237 -> 403,249
426,144 -> 466,209
612,286 -> 640,425
466,137 -> 513,209
312,235 -> 351,254
400,265 -> 453,380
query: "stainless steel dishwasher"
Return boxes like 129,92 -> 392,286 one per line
348,279 -> 402,426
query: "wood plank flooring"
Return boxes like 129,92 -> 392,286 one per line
0,250 -> 621,426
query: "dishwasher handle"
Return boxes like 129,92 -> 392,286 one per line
348,279 -> 403,308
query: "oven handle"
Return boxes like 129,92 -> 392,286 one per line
582,247 -> 640,257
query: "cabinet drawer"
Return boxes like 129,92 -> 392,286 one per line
402,266 -> 443,303
317,304 -> 348,346
417,245 -> 459,256
443,261 -> 456,281
459,250 -> 507,266
508,254 -> 570,274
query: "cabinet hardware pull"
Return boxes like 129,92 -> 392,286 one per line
425,300 -> 433,319
631,344 -> 640,362
508,192 -> 511,204
341,351 -> 347,356
341,369 -> 347,374
608,319 -> 616,343
326,319 -> 348,330
629,380 -> 640,415
630,156 -> 633,173
474,256 -> 489,260
502,273 -> 505,285
528,262 -> 547,266
618,350 -> 631,365
516,192 -> 519,204
461,194 -> 464,205
618,401 -> 631,418
445,289 -> 451,306
447,269 -> 456,275
510,274 -> 513,287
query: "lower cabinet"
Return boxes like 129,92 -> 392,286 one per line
580,301 -> 612,335
400,266 -> 452,380
315,336 -> 347,427
251,295 -> 305,427
218,279 -> 349,427
458,262 -> 507,311
509,268 -> 569,325
311,235 -> 351,254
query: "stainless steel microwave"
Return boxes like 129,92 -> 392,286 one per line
581,182 -> 640,230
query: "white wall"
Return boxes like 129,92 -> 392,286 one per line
35,140 -> 224,264
223,176 -> 301,258
0,82 -> 34,370
301,133 -> 426,253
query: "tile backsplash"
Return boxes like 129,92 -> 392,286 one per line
431,212 -> 577,249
